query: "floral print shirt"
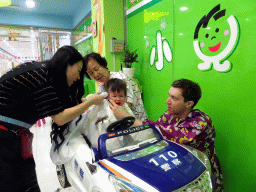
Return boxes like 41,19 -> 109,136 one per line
144,109 -> 224,191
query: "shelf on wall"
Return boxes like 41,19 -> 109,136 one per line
75,34 -> 92,45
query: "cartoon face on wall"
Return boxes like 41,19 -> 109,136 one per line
193,4 -> 239,72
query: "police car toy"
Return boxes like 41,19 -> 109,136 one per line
57,117 -> 213,192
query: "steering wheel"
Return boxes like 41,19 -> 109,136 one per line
107,116 -> 135,132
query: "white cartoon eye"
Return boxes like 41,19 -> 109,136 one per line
224,30 -> 229,36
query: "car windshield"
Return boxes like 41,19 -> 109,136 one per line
105,127 -> 160,156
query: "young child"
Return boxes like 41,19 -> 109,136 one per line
94,78 -> 128,125
85,78 -> 134,148
50,78 -> 134,165
106,78 -> 127,106
50,79 -> 135,192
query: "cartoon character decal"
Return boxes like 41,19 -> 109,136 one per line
193,4 -> 239,72
93,0 -> 104,55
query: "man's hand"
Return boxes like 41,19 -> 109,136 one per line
109,99 -> 130,119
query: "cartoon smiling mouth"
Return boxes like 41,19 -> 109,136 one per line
208,42 -> 221,52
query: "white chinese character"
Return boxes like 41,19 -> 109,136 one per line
172,159 -> 181,166
150,31 -> 172,71
161,163 -> 171,172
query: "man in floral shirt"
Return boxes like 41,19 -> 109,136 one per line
110,79 -> 224,191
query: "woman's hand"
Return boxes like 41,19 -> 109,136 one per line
81,97 -> 87,102
109,99 -> 130,119
52,92 -> 104,126
87,92 -> 104,105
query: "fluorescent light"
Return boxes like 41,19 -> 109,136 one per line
25,0 -> 35,8
180,7 -> 188,11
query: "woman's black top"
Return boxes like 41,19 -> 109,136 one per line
0,62 -> 65,127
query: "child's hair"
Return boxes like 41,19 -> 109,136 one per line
106,78 -> 127,96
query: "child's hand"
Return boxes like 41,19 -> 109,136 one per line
109,99 -> 130,119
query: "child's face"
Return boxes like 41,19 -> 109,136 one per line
108,90 -> 126,106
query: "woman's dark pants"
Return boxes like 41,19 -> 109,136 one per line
0,129 -> 41,192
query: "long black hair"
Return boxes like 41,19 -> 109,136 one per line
47,46 -> 85,151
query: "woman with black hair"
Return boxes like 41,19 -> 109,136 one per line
0,46 -> 104,192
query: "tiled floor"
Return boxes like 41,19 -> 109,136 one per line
30,117 -> 77,192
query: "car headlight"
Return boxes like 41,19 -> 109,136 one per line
183,145 -> 211,173
173,145 -> 213,192
108,174 -> 145,192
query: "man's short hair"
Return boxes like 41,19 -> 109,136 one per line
106,78 -> 127,96
172,79 -> 201,108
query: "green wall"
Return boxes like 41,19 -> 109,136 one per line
90,0 -> 124,72
104,0 -> 124,72
74,15 -> 96,96
74,15 -> 93,55
127,0 -> 174,121
127,0 -> 256,191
